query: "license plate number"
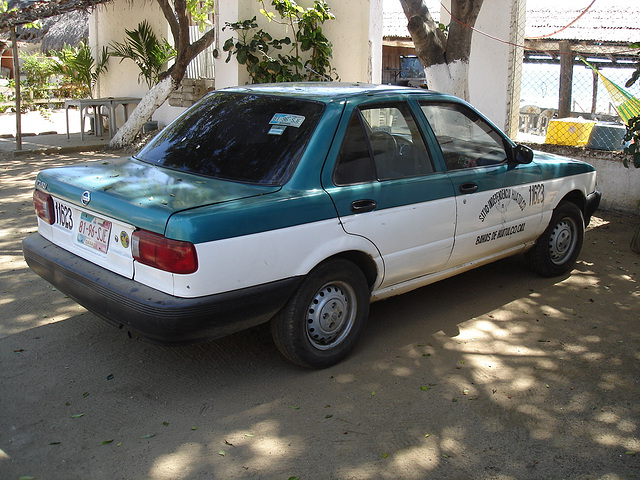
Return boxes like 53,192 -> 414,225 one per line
77,212 -> 112,253
54,201 -> 74,230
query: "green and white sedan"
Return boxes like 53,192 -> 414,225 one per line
23,83 -> 600,368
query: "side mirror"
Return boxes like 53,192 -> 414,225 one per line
513,144 -> 534,164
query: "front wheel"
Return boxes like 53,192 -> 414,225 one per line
271,259 -> 370,369
526,201 -> 585,277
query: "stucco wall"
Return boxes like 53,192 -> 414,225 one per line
578,156 -> 640,213
92,0 -> 382,128
90,2 -> 165,99
89,1 -> 181,127
214,0 -> 382,89
465,0 -> 524,135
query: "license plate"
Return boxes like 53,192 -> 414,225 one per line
77,212 -> 112,253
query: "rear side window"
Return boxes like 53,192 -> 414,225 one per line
333,102 -> 434,185
136,93 -> 325,185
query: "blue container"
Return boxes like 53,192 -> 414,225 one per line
587,123 -> 626,151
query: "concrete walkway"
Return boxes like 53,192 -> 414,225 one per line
0,109 -> 111,156
0,132 -> 110,156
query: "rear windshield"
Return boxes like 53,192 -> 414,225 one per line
136,92 -> 325,185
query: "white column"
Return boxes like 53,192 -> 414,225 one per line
213,0 -> 241,89
467,0 -> 525,133
325,0 -> 383,83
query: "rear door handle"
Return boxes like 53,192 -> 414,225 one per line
459,182 -> 479,194
351,199 -> 377,214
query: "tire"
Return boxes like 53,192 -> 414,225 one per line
526,201 -> 585,277
271,259 -> 370,369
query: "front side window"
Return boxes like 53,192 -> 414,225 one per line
333,102 -> 434,185
136,93 -> 325,186
420,102 -> 509,171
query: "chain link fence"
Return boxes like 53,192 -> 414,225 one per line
517,59 -> 639,151
513,1 -> 639,152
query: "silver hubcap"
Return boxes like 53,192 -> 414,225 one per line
548,217 -> 577,265
306,281 -> 357,350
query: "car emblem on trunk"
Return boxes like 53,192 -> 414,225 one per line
81,191 -> 91,206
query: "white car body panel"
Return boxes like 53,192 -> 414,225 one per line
38,197 -> 135,279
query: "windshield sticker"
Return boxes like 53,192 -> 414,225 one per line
268,125 -> 287,136
270,113 -> 305,128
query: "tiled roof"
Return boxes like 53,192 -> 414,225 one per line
383,0 -> 640,43
525,1 -> 640,42
383,0 -> 440,38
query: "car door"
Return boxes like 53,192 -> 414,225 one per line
322,101 -> 457,289
418,101 -> 545,267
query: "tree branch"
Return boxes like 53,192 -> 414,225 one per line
173,0 -> 190,56
184,27 -> 216,60
405,14 -> 446,67
447,0 -> 484,62
155,0 -> 180,46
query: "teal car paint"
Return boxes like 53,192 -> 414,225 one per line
36,157 -> 280,236
22,82 -> 601,368
166,188 -> 339,243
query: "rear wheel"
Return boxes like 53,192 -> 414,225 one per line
526,201 -> 584,277
271,259 -> 370,369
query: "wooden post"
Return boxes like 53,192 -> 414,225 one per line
10,26 -> 22,151
591,67 -> 598,115
558,41 -> 573,119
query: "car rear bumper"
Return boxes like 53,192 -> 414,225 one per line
22,233 -> 302,345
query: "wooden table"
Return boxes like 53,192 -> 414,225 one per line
65,97 -> 141,140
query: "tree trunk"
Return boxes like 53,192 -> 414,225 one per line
423,60 -> 470,99
400,0 -> 484,101
107,0 -> 215,148
108,76 -> 177,149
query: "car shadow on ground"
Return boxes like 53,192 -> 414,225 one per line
2,152 -> 638,480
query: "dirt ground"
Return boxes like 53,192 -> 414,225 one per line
1,151 -> 639,480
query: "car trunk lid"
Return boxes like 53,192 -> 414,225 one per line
36,156 -> 281,233
35,157 -> 280,279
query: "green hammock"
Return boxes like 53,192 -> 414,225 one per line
583,59 -> 640,124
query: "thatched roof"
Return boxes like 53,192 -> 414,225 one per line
0,0 -> 111,30
41,10 -> 89,51
8,10 -> 88,50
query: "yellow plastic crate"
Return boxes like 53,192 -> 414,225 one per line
545,118 -> 596,146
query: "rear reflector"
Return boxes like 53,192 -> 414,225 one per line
132,230 -> 198,274
33,190 -> 54,225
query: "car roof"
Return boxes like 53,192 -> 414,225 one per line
219,82 -> 451,104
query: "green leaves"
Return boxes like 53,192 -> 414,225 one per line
187,0 -> 214,32
50,41 -> 109,99
109,20 -> 176,89
223,1 -> 338,83
623,115 -> 640,168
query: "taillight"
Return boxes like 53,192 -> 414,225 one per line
33,190 -> 54,225
132,230 -> 198,274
